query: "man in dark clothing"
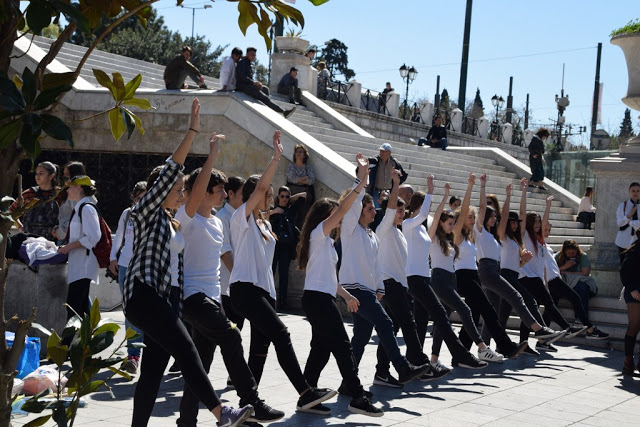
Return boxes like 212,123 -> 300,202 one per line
362,143 -> 408,208
236,47 -> 296,118
528,127 -> 549,190
379,82 -> 393,113
163,46 -> 207,90
277,67 -> 305,106
418,115 -> 447,149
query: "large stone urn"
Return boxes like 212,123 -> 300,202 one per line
275,36 -> 309,54
611,32 -> 640,154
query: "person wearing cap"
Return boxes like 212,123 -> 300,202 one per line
418,115 -> 447,150
219,47 -> 243,91
57,175 -> 101,326
364,143 -> 407,208
278,67 -> 305,106
164,46 -> 207,90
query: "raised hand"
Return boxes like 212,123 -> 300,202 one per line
209,133 -> 224,155
391,169 -> 401,185
468,172 -> 476,185
190,98 -> 200,131
356,152 -> 369,180
444,182 -> 451,195
479,173 -> 487,186
506,183 -> 513,195
427,174 -> 435,194
546,195 -> 554,206
272,130 -> 283,159
520,177 -> 528,190
521,250 -> 533,263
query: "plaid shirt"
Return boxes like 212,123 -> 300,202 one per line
123,158 -> 185,313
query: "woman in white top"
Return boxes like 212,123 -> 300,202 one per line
109,181 -> 147,375
297,154 -> 383,417
57,175 -> 101,324
229,131 -> 336,413
403,178 -> 487,370
577,187 -> 596,229
429,176 -> 503,365
616,182 -> 640,265
475,175 -> 563,347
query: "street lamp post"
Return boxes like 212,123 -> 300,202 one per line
399,64 -> 418,120
490,94 -> 505,141
554,90 -> 570,151
180,4 -> 212,40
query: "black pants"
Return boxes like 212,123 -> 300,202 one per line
519,277 -> 570,342
302,290 -> 364,397
408,275 -> 473,361
272,243 -> 293,306
230,282 -> 308,394
455,269 -> 517,353
544,277 -> 593,328
178,293 -> 259,427
278,84 -> 303,104
239,85 -> 284,114
66,278 -> 91,320
125,279 -> 220,427
222,294 -> 245,330
376,279 -> 428,375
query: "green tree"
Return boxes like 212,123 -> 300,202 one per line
619,108 -> 635,142
318,38 -> 355,81
465,88 -> 484,119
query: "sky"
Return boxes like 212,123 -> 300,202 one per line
154,0 -> 639,146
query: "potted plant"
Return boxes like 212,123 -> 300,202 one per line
275,27 -> 309,54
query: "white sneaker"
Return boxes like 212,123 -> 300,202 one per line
478,347 -> 504,363
431,360 -> 451,371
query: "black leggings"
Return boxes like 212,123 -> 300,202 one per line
125,279 -> 220,427
230,282 -> 309,394
544,277 -> 593,328
518,276 -> 570,342
66,278 -> 91,320
222,294 -> 245,330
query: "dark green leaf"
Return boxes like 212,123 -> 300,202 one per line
112,73 -> 125,101
33,85 -> 72,111
80,312 -> 92,347
307,0 -> 330,5
0,118 -> 20,149
125,327 -> 141,340
52,0 -> 89,33
21,67 -> 37,105
19,118 -> 42,159
89,331 -> 114,354
41,114 -> 74,147
0,109 -> 16,121
25,0 -> 54,34
23,414 -> 52,427
23,113 -> 42,135
123,74 -> 142,100
21,393 -> 53,413
0,74 -> 26,113
42,72 -> 76,91
90,297 -> 100,330
78,380 -> 105,397
121,107 -> 136,140
95,356 -> 125,369
93,69 -> 117,100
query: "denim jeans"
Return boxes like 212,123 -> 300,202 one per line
349,288 -> 408,371
572,280 -> 592,320
118,266 -> 144,357
418,137 -> 448,150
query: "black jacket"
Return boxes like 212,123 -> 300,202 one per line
528,135 -> 545,163
356,155 -> 408,195
235,57 -> 255,90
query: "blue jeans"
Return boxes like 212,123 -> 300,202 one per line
572,280 -> 592,319
349,288 -> 407,371
118,266 -> 144,357
418,137 -> 448,150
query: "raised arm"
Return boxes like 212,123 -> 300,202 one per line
453,172 -> 476,244
543,195 -> 553,229
497,183 -> 513,241
322,153 -> 368,235
429,182 -> 451,240
476,173 -> 487,232
184,134 -> 223,218
403,175 -> 434,231
387,169 -> 401,210
245,131 -> 283,218
172,98 -> 201,166
519,177 -> 528,238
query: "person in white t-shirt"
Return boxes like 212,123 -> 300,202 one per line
176,135 -> 284,425
297,153 -> 383,417
616,182 -> 640,265
229,131 -> 337,413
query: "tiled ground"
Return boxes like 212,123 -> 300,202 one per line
12,310 -> 640,426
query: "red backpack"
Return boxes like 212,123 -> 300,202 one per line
77,202 -> 113,269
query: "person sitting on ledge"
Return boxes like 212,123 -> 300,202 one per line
236,47 -> 296,119
164,46 -> 207,90
219,47 -> 243,92
278,67 -> 306,106
418,115 -> 448,150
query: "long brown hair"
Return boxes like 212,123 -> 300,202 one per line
483,206 -> 499,243
525,212 -> 543,254
242,175 -> 275,241
486,194 -> 501,219
297,198 -> 339,270
435,211 -> 459,260
408,191 -> 426,216
556,239 -> 584,267
505,212 -> 523,248
454,206 -> 475,243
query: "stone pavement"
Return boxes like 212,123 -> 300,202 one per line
12,310 -> 640,426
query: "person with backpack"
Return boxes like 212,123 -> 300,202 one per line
621,229 -> 640,375
616,182 -> 640,265
57,175 -> 101,323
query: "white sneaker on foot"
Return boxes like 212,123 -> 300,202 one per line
478,347 -> 504,363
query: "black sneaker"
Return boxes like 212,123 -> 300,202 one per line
457,354 -> 488,369
246,399 -> 284,423
373,372 -> 403,388
502,341 -> 529,359
168,361 -> 181,375
522,346 -> 540,356
297,403 -> 331,415
283,107 -> 296,119
535,341 -> 558,353
586,327 -> 610,340
348,396 -> 384,418
337,382 -> 373,399
544,329 -> 568,345
296,387 -> 337,411
534,326 -> 563,340
566,325 -> 589,338
419,365 -> 450,382
226,376 -> 235,389
396,363 -> 430,384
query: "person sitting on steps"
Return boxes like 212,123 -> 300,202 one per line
278,67 -> 306,106
418,115 -> 448,150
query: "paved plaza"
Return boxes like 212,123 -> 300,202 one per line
12,310 -> 640,426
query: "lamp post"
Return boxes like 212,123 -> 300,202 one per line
399,64 -> 418,120
554,90 -> 570,151
180,4 -> 212,40
490,94 -> 505,141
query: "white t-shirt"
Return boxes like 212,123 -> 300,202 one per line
67,197 -> 101,285
169,225 -> 185,288
229,203 -> 277,300
578,196 -> 596,213
475,223 -> 501,262
111,207 -> 135,268
544,243 -> 561,281
215,203 -> 235,297
403,194 -> 433,278
519,233 -> 544,279
304,222 -> 339,295
454,237 -> 477,271
500,237 -> 521,272
430,240 -> 455,273
377,207 -> 409,287
176,205 -> 224,302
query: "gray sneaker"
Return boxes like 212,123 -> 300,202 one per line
217,405 -> 254,427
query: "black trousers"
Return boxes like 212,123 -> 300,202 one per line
302,290 -> 364,398
239,85 -> 284,113
408,275 -> 473,361
518,276 -> 570,342
544,277 -> 592,328
66,278 -> 91,320
178,293 -> 258,427
125,280 -> 220,427
221,294 -> 245,330
278,84 -> 303,103
230,282 -> 308,394
376,279 -> 428,375
272,242 -> 293,306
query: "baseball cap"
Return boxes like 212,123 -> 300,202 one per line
290,67 -> 298,72
379,143 -> 392,151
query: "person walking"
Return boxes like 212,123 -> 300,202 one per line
621,229 -> 640,375
527,128 -> 549,190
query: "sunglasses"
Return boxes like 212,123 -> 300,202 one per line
279,194 -> 290,199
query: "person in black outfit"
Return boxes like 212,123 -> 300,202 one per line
418,115 -> 447,149
163,46 -> 207,90
277,67 -> 305,106
236,47 -> 295,118
528,127 -> 549,190
621,229 -> 640,375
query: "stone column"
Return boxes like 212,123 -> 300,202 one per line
589,152 -> 640,296
269,52 -> 312,94
386,92 -> 401,117
346,80 -> 362,109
